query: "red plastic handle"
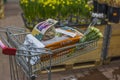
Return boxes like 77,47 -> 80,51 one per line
0,40 -> 16,55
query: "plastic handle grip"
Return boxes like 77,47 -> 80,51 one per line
0,40 -> 6,48
0,40 -> 16,55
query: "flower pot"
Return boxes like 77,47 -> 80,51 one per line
107,6 -> 120,23
21,12 -> 92,28
21,13 -> 37,30
93,0 -> 98,13
97,3 -> 108,14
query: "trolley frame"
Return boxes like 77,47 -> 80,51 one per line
0,26 -> 98,80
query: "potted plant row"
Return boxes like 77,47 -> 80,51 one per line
20,0 -> 93,29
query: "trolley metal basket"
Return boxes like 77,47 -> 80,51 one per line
0,26 -> 98,80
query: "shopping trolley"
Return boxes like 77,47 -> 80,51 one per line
0,19 -> 98,80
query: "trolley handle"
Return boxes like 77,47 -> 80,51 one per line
0,40 -> 16,56
84,18 -> 98,35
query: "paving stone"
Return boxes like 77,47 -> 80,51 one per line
109,79 -> 116,80
97,66 -> 107,72
102,71 -> 114,79
75,73 -> 85,78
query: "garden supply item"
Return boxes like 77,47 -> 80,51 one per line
43,26 -> 83,49
32,19 -> 58,41
55,28 -> 77,38
24,34 -> 45,48
45,36 -> 81,49
41,48 -> 75,61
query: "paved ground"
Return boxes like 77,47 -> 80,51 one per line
0,1 -> 120,80
0,1 -> 24,80
0,1 -> 24,27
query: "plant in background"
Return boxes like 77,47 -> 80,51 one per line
20,0 -> 93,29
80,0 -> 93,18
107,0 -> 120,7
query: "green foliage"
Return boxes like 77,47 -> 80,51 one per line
20,0 -> 93,24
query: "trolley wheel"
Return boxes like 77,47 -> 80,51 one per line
31,75 -> 36,80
